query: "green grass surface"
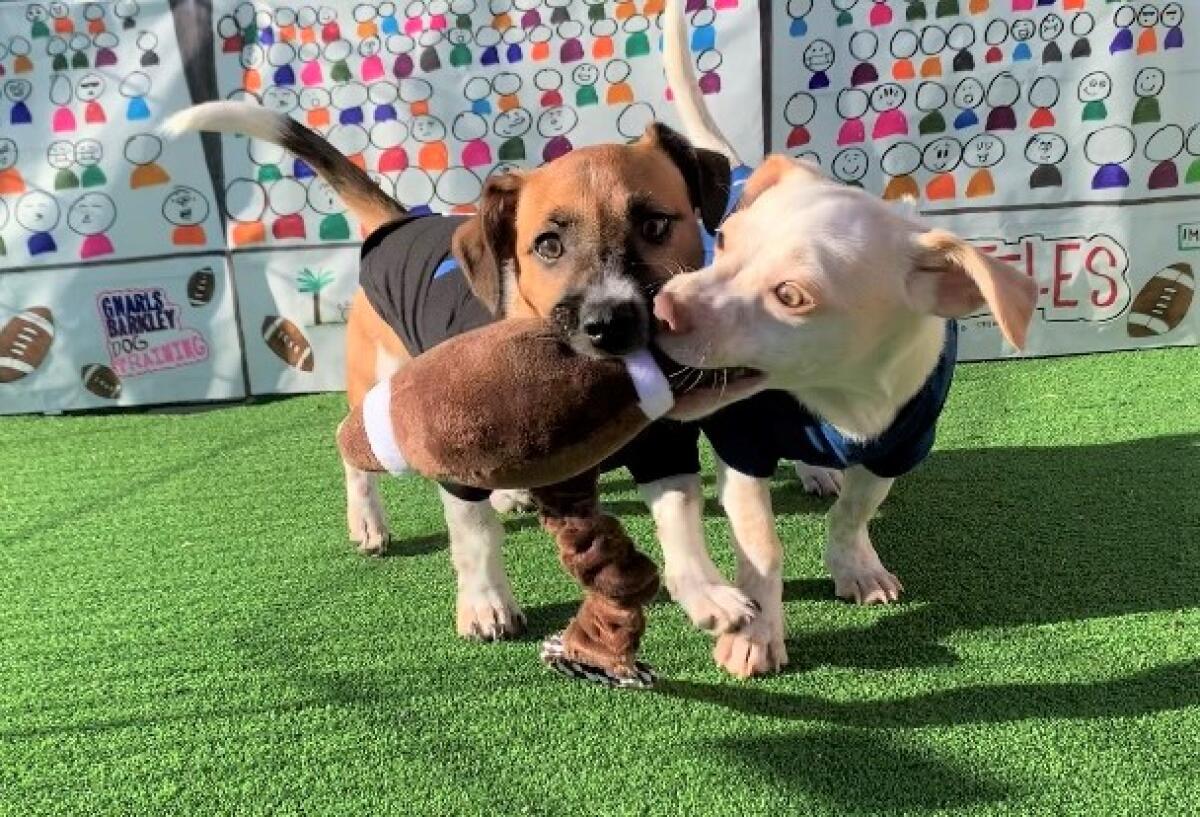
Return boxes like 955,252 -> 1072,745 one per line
1,347 -> 1198,816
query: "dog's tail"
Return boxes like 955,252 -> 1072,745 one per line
162,101 -> 405,235
662,0 -> 742,167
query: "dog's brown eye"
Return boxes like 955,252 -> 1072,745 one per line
534,233 -> 563,261
774,282 -> 810,311
641,216 -> 671,244
714,230 -> 725,251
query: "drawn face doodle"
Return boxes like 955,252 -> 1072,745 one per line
1078,71 -> 1112,102
1025,133 -> 1068,165
1010,18 -> 1034,41
75,139 -> 102,167
537,105 -> 578,138
47,140 -> 75,170
922,137 -> 963,173
493,107 -> 532,138
16,191 -> 62,232
1134,68 -> 1165,98
832,148 -> 869,183
69,192 -> 118,235
803,39 -> 835,72
161,186 -> 211,225
410,115 -> 446,143
963,133 -> 1005,169
870,83 -> 905,113
953,77 -> 985,110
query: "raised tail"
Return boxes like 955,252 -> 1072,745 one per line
162,101 -> 405,235
662,0 -> 742,166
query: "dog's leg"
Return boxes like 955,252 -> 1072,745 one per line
639,474 -> 757,634
792,461 -> 843,497
825,466 -> 902,605
489,489 -> 535,515
712,459 -> 788,678
440,488 -> 526,640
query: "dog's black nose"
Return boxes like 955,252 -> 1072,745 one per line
581,299 -> 645,356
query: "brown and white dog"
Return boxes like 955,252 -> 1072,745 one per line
164,101 -> 761,642
656,0 -> 1038,677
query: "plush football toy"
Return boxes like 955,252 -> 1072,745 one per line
336,316 -> 677,687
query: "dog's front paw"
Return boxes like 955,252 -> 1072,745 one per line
713,617 -> 788,678
793,462 -> 843,497
827,547 -> 903,605
456,586 -> 527,641
665,573 -> 759,634
347,505 -> 390,556
489,489 -> 535,515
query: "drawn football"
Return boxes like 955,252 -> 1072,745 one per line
0,307 -> 55,383
187,266 -> 217,307
1127,262 -> 1194,338
81,364 -> 122,399
262,315 -> 314,372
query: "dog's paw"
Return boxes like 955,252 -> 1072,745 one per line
827,548 -> 903,605
713,618 -> 789,678
456,587 -> 527,641
489,489 -> 535,515
665,573 -> 759,634
793,462 -> 843,497
347,507 -> 390,557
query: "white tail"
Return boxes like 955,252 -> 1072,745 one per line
161,100 -> 291,143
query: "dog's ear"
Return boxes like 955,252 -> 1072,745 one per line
639,122 -> 731,233
738,155 -> 826,211
452,172 -> 523,315
908,229 -> 1038,350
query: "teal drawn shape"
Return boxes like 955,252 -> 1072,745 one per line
31,20 -> 49,38
81,166 -> 106,187
1082,100 -> 1107,122
319,214 -> 351,241
257,164 -> 283,183
626,31 -> 650,57
450,43 -> 471,67
576,85 -> 599,106
836,10 -> 853,26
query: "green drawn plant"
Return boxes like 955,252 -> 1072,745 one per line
296,268 -> 335,326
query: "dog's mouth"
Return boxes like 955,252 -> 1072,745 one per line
651,346 -> 764,421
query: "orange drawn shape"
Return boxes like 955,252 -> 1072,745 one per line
300,27 -> 316,43
607,83 -> 634,105
969,0 -> 988,12
172,224 -> 207,246
966,169 -> 994,198
493,13 -> 512,30
243,68 -> 261,91
418,142 -> 449,171
926,173 -> 956,200
0,168 -> 26,195
593,37 -> 614,59
53,18 -> 74,34
130,163 -> 170,189
231,221 -> 266,246
644,0 -> 665,14
412,100 -> 430,115
279,25 -> 296,41
892,59 -> 915,80
307,107 -> 331,127
88,20 -> 105,34
920,57 -> 942,78
615,1 -> 635,20
1137,28 -> 1157,54
532,41 -> 551,60
499,93 -> 519,111
357,21 -> 378,37
14,55 -> 33,73
883,175 -> 919,201
348,153 -> 367,170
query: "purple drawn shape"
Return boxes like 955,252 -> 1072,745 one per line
481,46 -> 499,65
259,27 -> 275,45
543,134 -> 572,162
686,0 -> 705,10
986,106 -> 1016,131
561,39 -> 583,62
28,231 -> 56,255
294,158 -> 315,179
521,9 -> 540,28
699,71 -> 721,95
273,65 -> 295,85
837,119 -> 865,145
1092,163 -> 1130,189
873,109 -> 909,139
96,47 -> 118,67
339,107 -> 364,125
851,62 -> 879,86
1149,160 -> 1179,189
393,53 -> 414,77
809,71 -> 830,90
1165,28 -> 1183,50
374,104 -> 397,121
11,102 -> 33,125
1109,29 -> 1133,54
507,43 -> 523,63
410,204 -> 433,216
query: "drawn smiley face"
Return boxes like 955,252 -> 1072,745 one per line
953,77 -> 985,110
1010,18 -> 1035,42
1136,4 -> 1159,28
537,105 -> 578,138
803,39 -> 835,72
410,115 -> 446,143
831,147 -> 869,183
161,186 -> 211,226
922,137 -> 963,173
26,4 -> 48,23
572,62 -> 599,86
1039,13 -> 1064,41
306,178 -> 343,215
16,190 -> 62,232
47,140 -> 75,170
1134,67 -> 1165,98
1078,71 -> 1112,103
4,79 -> 33,103
963,133 -> 1005,169
262,86 -> 300,114
870,83 -> 906,113
1025,133 -> 1068,166
493,107 -> 532,138
75,139 -> 102,167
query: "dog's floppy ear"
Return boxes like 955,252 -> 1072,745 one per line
452,172 -> 523,315
737,155 -> 826,211
639,122 -> 731,234
908,229 -> 1038,350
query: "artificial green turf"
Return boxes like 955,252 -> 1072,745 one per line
1,347 -> 1197,816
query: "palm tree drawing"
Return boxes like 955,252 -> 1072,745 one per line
296,268 -> 335,326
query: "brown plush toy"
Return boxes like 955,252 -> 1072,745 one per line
336,317 -> 677,687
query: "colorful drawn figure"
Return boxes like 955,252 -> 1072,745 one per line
787,0 -> 816,36
890,29 -> 918,79
880,141 -> 921,200
515,0 -> 540,29
331,82 -> 368,126
378,1 -> 400,35
922,136 -> 962,200
1145,125 -> 1184,191
275,6 -> 297,41
224,178 -> 267,245
870,83 -> 909,139
1132,68 -> 1164,126
27,4 -> 50,39
76,72 -> 107,124
305,177 -> 351,239
535,68 -> 564,107
488,106 -> 529,162
1135,4 -> 1159,54
68,31 -> 91,68
947,22 -> 975,71
831,0 -> 858,28
1084,126 -> 1136,190
1009,17 -> 1034,61
528,24 -> 552,62
492,71 -> 522,112
248,138 -> 286,184
94,32 -> 119,67
436,167 -> 484,213
848,30 -> 879,86
1038,13 -> 1064,62
951,77 -> 984,130
464,75 -> 492,115
120,71 -> 152,121
572,63 -> 600,107
1024,132 -> 1068,189
476,25 -> 501,64
47,36 -> 70,71
265,178 -> 307,240
1110,4 -> 1134,54
16,190 -> 61,255
831,148 -> 869,188
370,118 -> 410,172
538,105 -> 578,163
452,112 -> 492,169
294,5 -> 318,42
836,88 -> 868,145
590,17 -> 616,59
615,101 -> 655,144
136,30 -> 160,67
605,60 -> 634,105
1161,3 -> 1184,50
407,115 -> 446,171
916,81 -> 948,135
962,133 -> 1004,197
983,18 -> 1007,63
217,13 -> 242,53
1078,71 -> 1111,123
545,0 -> 571,26
1027,76 -> 1059,129
47,140 -> 78,190
803,39 -> 835,89
1070,12 -> 1094,59
906,0 -> 927,22
691,8 -> 717,52
262,87 -> 301,119
0,138 -> 25,195
783,92 -> 816,148
386,32 -> 416,77
299,87 -> 332,129
352,2 -> 379,40
367,82 -> 398,124
263,42 -> 295,86
239,42 -> 264,91
124,133 -> 169,188
114,0 -> 139,30
324,38 -> 353,82
418,29 -> 444,72
1184,125 -> 1200,184
160,186 -> 210,246
318,5 -> 341,42
254,9 -> 274,45
446,27 -> 471,67
623,15 -> 650,59
49,2 -> 72,35
75,139 -> 105,187
394,167 -> 435,215
985,73 -> 1019,131
695,50 -> 724,95
10,37 -> 34,73
49,74 -> 76,133
870,0 -> 894,26
919,25 -> 946,77
6,79 -> 34,126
